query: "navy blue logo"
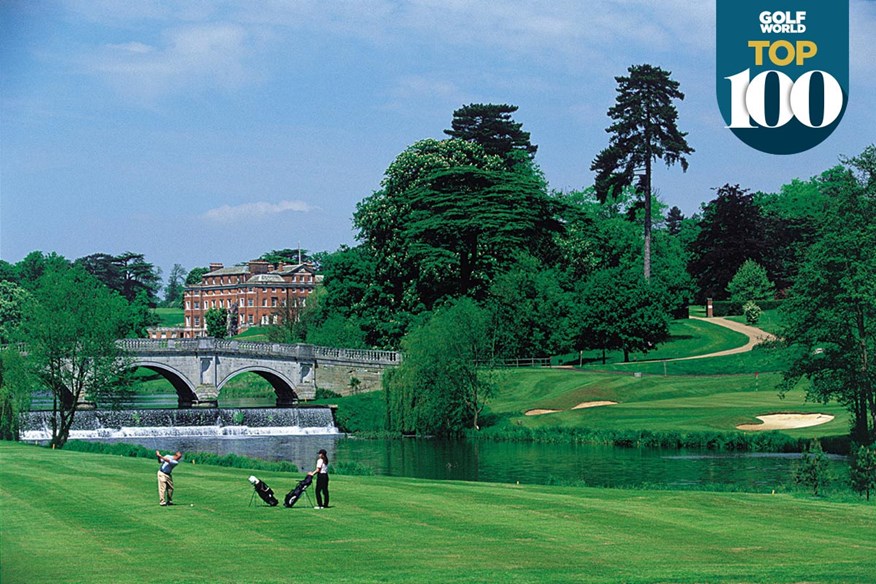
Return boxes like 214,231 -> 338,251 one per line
717,1 -> 849,155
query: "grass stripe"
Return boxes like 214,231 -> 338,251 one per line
2,442 -> 874,584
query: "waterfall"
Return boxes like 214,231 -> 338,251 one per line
19,407 -> 339,441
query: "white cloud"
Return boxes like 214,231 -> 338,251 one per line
202,200 -> 316,223
85,23 -> 256,101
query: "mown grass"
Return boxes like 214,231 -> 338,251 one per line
152,307 -> 184,327
233,326 -> 272,341
1,442 -> 873,584
556,316 -> 750,366
481,368 -> 848,439
725,308 -> 784,336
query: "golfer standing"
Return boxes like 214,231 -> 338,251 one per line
308,449 -> 329,509
156,450 -> 182,506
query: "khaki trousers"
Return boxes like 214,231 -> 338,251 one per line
157,470 -> 174,504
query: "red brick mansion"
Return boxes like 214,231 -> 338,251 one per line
173,260 -> 320,339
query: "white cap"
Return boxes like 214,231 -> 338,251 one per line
248,476 -> 258,485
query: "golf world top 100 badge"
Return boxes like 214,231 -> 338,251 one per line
717,1 -> 849,155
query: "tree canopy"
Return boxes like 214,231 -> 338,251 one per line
17,264 -> 134,447
76,251 -> 161,305
385,298 -> 495,436
687,184 -> 768,301
780,145 -> 876,444
352,138 -> 563,346
444,103 -> 537,167
727,259 -> 774,304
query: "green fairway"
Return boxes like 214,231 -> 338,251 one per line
1,442 -> 873,584
482,368 -> 849,439
560,316 -> 751,367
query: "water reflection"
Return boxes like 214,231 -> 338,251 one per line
88,434 -> 848,491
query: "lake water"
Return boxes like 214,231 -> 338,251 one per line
28,392 -> 848,491
87,434 -> 848,491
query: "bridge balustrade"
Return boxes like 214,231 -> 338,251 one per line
114,338 -> 401,365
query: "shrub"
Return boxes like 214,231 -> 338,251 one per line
315,388 -> 342,400
793,439 -> 832,496
710,299 -> 783,317
743,301 -> 762,325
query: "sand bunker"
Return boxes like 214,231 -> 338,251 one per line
737,413 -> 835,431
526,401 -> 617,416
572,401 -> 617,410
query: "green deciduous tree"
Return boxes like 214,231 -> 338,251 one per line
403,165 -> 562,304
204,308 -> 229,339
17,264 -> 133,447
742,301 -> 762,326
306,314 -> 367,349
727,259 -> 774,305
75,252 -> 161,335
487,254 -> 574,359
355,138 -> 503,331
0,281 -> 31,344
591,64 -> 694,280
14,251 -> 70,289
185,267 -> 210,286
756,177 -> 827,292
385,298 -> 495,436
780,146 -> 876,444
574,266 -> 674,363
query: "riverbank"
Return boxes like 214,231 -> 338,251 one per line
2,442 -> 874,584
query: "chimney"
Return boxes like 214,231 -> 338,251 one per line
248,260 -> 270,274
209,262 -> 224,272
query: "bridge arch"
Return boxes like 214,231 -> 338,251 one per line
130,360 -> 199,407
218,366 -> 299,406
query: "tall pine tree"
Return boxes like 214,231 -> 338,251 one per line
591,64 -> 694,279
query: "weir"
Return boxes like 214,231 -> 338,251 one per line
19,407 -> 339,441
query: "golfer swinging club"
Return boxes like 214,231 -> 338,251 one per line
156,450 -> 182,506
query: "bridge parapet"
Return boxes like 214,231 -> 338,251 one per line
115,339 -> 401,366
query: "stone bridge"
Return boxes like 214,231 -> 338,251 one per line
118,338 -> 401,408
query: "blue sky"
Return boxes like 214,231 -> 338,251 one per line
2,1 -> 875,281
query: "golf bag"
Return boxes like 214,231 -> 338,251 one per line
284,474 -> 313,508
249,475 -> 279,507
